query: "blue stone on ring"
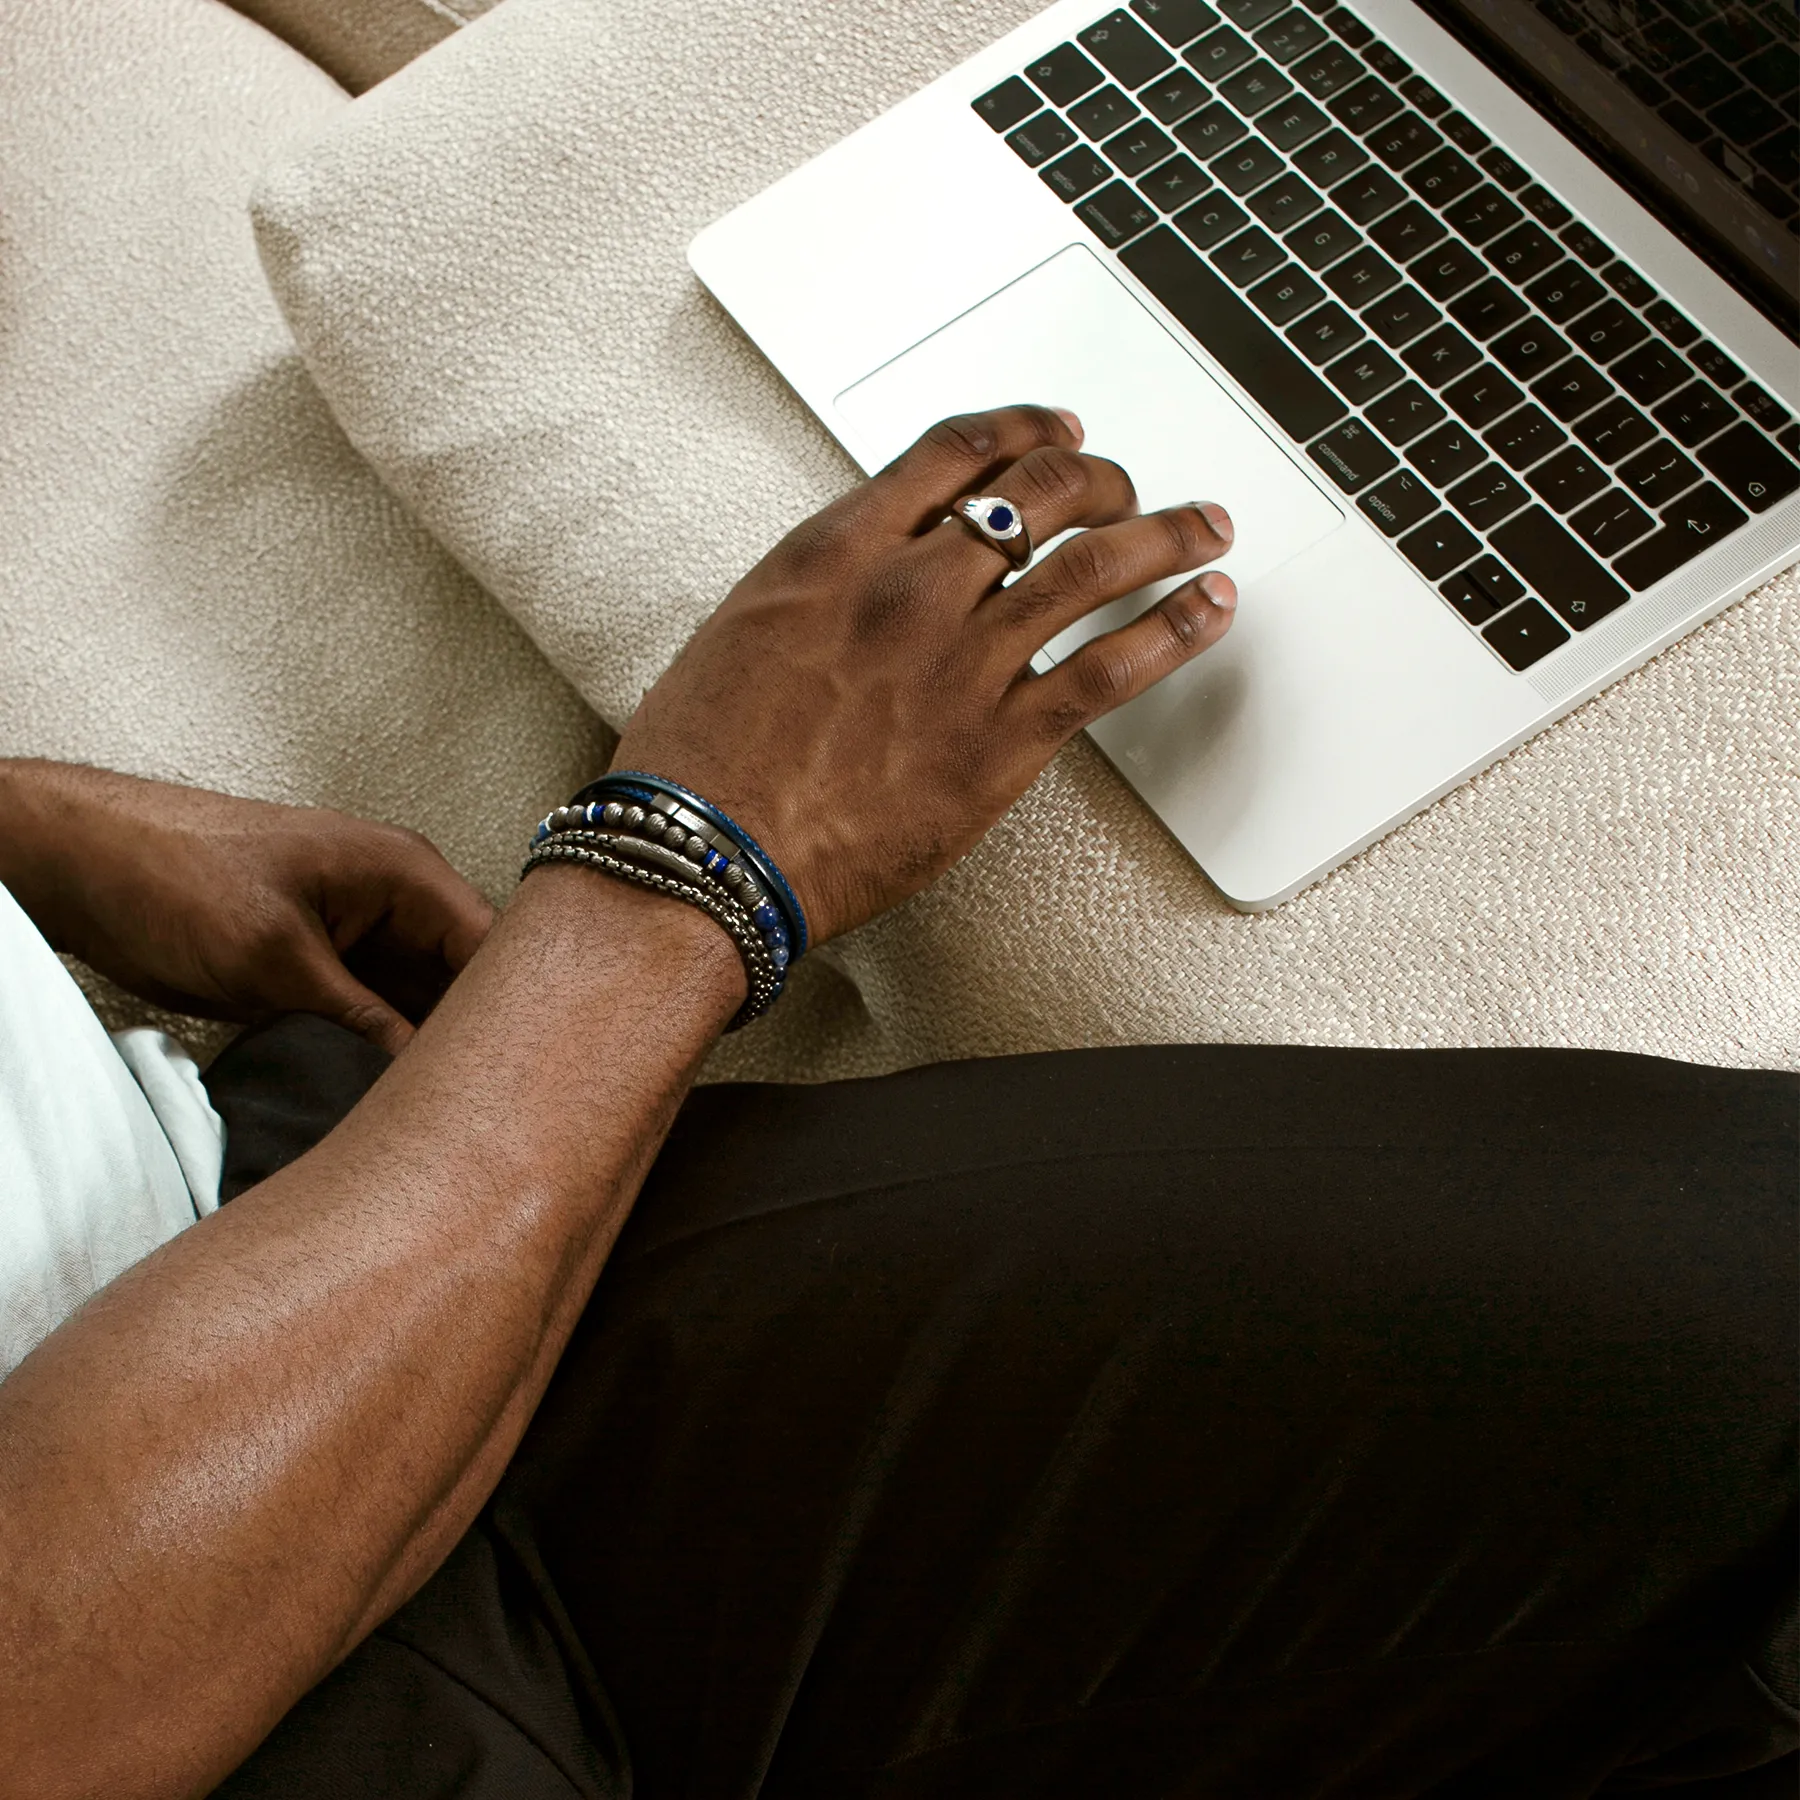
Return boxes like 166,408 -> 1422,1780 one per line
986,505 -> 1015,533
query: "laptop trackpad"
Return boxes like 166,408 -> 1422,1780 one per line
835,242 -> 1344,657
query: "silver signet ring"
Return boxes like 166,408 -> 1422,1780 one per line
949,494 -> 1033,570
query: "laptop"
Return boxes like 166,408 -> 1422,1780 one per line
689,0 -> 1799,909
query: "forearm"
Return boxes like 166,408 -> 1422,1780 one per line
0,866 -> 741,1798
0,758 -> 92,947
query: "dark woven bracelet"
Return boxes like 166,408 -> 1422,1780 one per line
520,836 -> 780,1030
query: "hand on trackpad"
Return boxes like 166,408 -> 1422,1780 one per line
835,242 -> 1344,625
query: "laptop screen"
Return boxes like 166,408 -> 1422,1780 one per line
1416,0 -> 1799,337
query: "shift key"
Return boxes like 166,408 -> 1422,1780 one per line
1489,504 -> 1628,628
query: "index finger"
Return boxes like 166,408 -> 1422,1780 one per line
858,405 -> 1086,535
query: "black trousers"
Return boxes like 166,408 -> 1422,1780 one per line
207,1018 -> 1797,1799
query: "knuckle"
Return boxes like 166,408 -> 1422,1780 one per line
1069,647 -> 1129,712
1158,594 -> 1206,649
1036,696 -> 1091,744
1157,508 -> 1203,566
1059,529 -> 1115,595
924,413 -> 998,465
1019,445 -> 1092,512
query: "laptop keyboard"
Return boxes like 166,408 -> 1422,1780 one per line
973,0 -> 1799,671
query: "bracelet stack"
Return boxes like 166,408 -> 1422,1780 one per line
520,771 -> 807,1030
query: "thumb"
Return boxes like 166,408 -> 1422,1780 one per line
292,937 -> 416,1056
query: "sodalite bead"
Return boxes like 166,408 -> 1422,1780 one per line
753,902 -> 781,932
770,942 -> 790,971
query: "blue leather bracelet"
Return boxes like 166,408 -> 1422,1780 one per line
562,772 -> 809,965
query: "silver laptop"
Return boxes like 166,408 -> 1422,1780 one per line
690,0 -> 1799,909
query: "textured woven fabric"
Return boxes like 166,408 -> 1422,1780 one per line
251,0 -> 1799,1081
0,0 -> 611,1052
228,0 -> 501,94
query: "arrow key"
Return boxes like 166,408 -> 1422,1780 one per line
1614,482 -> 1748,591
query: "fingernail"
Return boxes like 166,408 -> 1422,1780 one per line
1198,571 -> 1237,611
1051,407 -> 1085,442
1198,501 -> 1234,545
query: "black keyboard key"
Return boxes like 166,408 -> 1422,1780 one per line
1077,180 -> 1162,245
1176,103 -> 1249,158
1619,440 -> 1700,508
1445,363 -> 1524,429
1409,419 -> 1486,484
1043,147 -> 1115,199
1687,341 -> 1744,389
1484,599 -> 1570,668
1401,512 -> 1480,578
1138,153 -> 1211,209
1490,505 -> 1628,628
1187,24 -> 1257,79
1449,277 -> 1528,341
1261,94 -> 1331,149
1121,229 -> 1349,438
1071,84 -> 1141,140
1406,146 -> 1481,207
1565,298 -> 1648,365
1403,322 -> 1481,386
1360,468 -> 1439,534
1601,263 -> 1654,306
1528,444 -> 1609,512
1523,261 -> 1607,326
1485,403 -> 1567,470
1292,43 -> 1365,99
1439,110 -> 1491,154
1079,11 -> 1177,86
1325,342 -> 1405,403
1330,77 -> 1403,135
1308,416 -> 1397,490
1400,74 -> 1451,118
1442,183 -> 1521,245
1027,44 -> 1106,106
1652,380 -> 1734,448
1611,340 -> 1689,407
1697,422 -> 1800,513
1490,317 -> 1571,382
974,78 -> 1040,131
1447,463 -> 1531,528
1570,490 -> 1653,556
1321,7 -> 1373,48
1255,8 -> 1331,63
1440,569 -> 1501,623
1249,262 -> 1327,322
1293,127 -> 1368,185
1332,166 -> 1407,224
1783,425 -> 1800,459
1141,68 -> 1212,123
1410,240 -> 1485,301
1643,299 -> 1698,347
1251,173 -> 1325,230
1368,111 -> 1443,171
1363,41 -> 1410,81
1369,200 -> 1446,260
1363,284 -> 1440,347
1531,357 -> 1614,424
1106,119 -> 1178,173
1212,137 -> 1285,193
1212,224 -> 1287,284
1218,0 -> 1286,25
1518,182 -> 1571,228
1464,551 -> 1527,612
1325,244 -> 1401,304
1219,58 -> 1296,115
1576,397 -> 1655,464
1614,483 -> 1747,590
1366,379 -> 1445,443
1476,145 -> 1527,189
1132,0 -> 1223,48
1486,221 -> 1562,285
1285,209 -> 1361,269
1736,383 -> 1791,434
1007,113 -> 1077,166
1286,301 -> 1364,362
1558,223 -> 1610,267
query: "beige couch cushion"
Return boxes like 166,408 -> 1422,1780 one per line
227,0 -> 501,94
0,0 -> 611,1049
252,0 -> 1798,1078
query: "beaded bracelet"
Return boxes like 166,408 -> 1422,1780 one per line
537,772 -> 808,973
521,833 -> 781,1029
